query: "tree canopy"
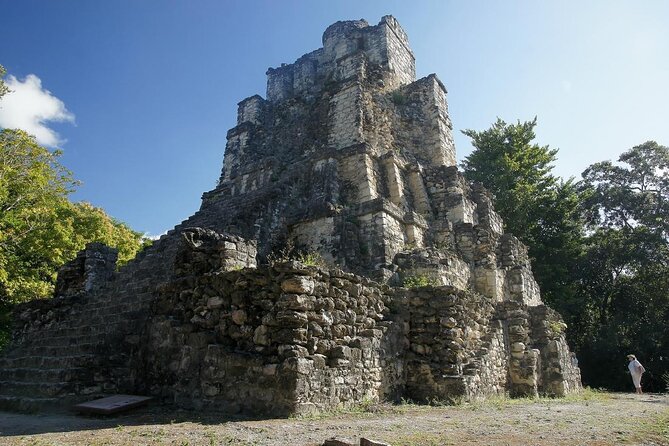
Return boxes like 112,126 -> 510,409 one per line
0,65 -> 148,347
0,65 -> 9,100
461,118 -> 585,313
0,129 -> 148,306
576,142 -> 669,390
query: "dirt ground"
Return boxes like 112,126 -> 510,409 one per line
0,392 -> 667,446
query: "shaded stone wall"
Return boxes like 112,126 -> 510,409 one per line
54,242 -> 118,297
0,229 -> 255,412
401,286 -> 505,402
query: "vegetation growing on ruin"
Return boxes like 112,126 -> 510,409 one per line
297,251 -> 327,268
402,274 -> 438,288
390,90 -> 407,105
267,238 -> 327,268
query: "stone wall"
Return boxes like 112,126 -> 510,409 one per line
54,242 -> 118,297
138,248 -> 402,415
0,229 -> 256,412
401,286 -> 501,402
0,227 -> 581,414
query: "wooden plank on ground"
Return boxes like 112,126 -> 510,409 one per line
73,395 -> 153,415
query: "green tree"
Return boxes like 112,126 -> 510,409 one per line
0,65 -> 149,348
0,129 -> 78,301
577,142 -> 669,391
0,128 -> 148,305
582,141 -> 669,238
0,65 -> 9,100
461,118 -> 585,313
461,118 -> 559,236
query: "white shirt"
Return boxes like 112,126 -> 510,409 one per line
628,359 -> 645,376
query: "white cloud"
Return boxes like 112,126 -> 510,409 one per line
145,231 -> 167,241
0,73 -> 75,147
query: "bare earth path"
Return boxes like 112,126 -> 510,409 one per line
0,392 -> 667,445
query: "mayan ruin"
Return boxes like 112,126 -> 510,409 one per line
0,16 -> 582,416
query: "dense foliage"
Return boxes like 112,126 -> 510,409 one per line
463,120 -> 668,392
577,141 -> 669,391
0,129 -> 147,306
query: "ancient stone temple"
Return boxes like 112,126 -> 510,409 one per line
0,16 -> 581,415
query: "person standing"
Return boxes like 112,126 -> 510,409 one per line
627,354 -> 646,394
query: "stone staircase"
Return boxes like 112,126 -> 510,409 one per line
0,293 -> 137,412
0,234 -> 182,413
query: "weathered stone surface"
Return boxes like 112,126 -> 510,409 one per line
0,15 -> 581,416
323,439 -> 356,446
54,242 -> 118,297
360,438 -> 392,446
281,277 -> 316,295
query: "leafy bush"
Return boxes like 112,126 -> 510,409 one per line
390,90 -> 407,105
297,251 -> 326,268
403,274 -> 437,288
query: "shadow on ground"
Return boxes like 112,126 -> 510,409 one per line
0,403 -> 278,437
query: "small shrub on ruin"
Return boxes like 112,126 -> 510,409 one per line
391,90 -> 407,105
297,251 -> 326,268
267,238 -> 296,265
403,274 -> 438,288
548,321 -> 567,335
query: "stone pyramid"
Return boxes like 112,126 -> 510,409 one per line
0,16 -> 581,415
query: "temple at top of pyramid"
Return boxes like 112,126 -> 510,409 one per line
181,16 -> 509,293
0,16 -> 581,416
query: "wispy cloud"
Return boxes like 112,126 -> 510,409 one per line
145,231 -> 167,241
0,73 -> 75,147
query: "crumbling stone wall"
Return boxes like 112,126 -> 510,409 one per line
400,286 -> 505,402
54,242 -> 118,297
140,251 -> 404,415
0,226 -> 580,414
0,229 -> 256,412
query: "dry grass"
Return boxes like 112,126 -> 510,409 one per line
0,392 -> 666,446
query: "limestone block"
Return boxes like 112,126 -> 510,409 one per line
237,95 -> 265,125
231,309 -> 247,325
281,277 -> 316,295
206,296 -> 224,310
253,325 -> 270,346
361,438 -> 392,446
407,169 -> 431,215
328,83 -> 364,149
383,156 -> 407,207
278,294 -> 315,311
276,311 -> 309,328
323,438 -> 356,446
511,342 -> 525,352
282,357 -> 314,375
440,317 -> 457,328
330,345 -> 351,359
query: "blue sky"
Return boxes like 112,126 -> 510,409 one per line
1,0 -> 668,236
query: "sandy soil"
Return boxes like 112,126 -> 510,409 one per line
0,392 -> 667,445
